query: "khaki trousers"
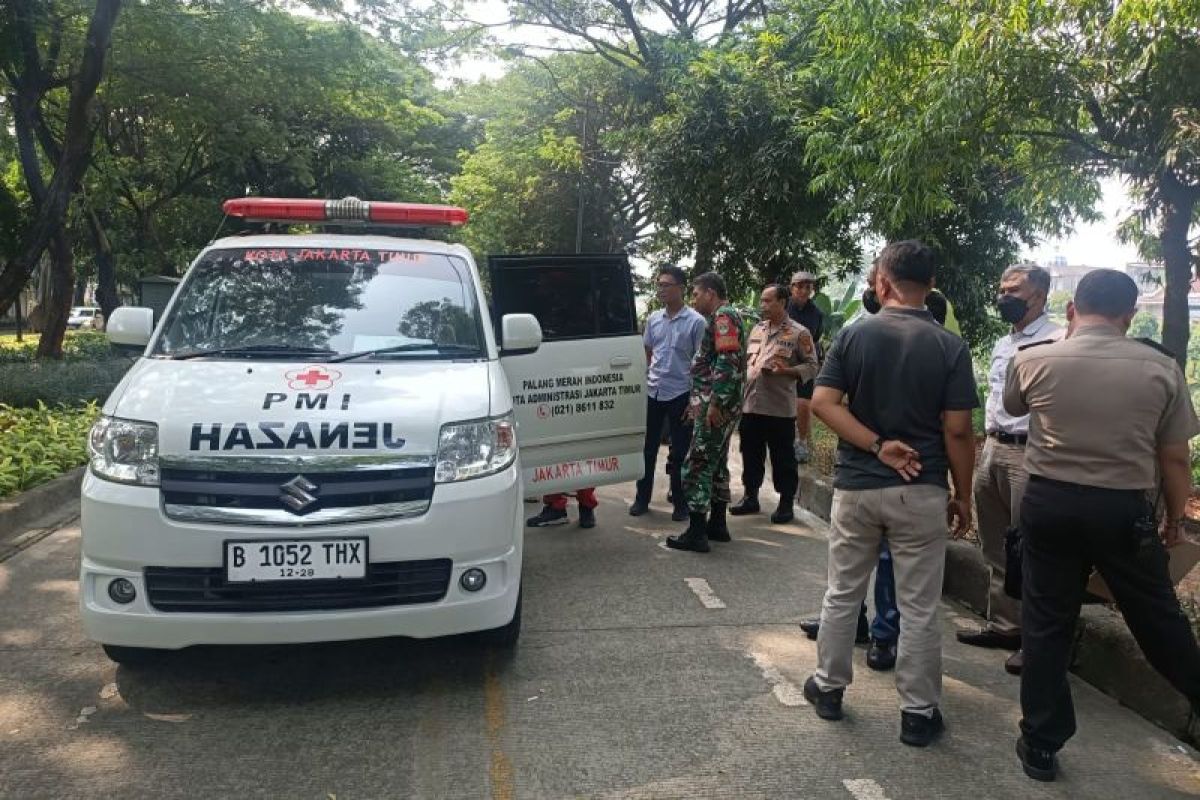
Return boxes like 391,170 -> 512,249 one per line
815,484 -> 948,713
971,439 -> 1027,635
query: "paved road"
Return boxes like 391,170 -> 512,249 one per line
2,461 -> 1198,799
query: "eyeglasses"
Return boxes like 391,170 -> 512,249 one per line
655,282 -> 680,289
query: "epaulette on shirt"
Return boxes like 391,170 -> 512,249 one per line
1017,340 -> 1054,352
1137,337 -> 1177,360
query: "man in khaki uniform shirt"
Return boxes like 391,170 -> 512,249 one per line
1004,269 -> 1200,783
731,285 -> 819,523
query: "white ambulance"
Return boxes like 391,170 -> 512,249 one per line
82,197 -> 646,665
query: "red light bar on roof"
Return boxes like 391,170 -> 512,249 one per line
222,197 -> 469,227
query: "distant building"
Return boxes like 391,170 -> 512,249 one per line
1048,257 -> 1095,295
1126,262 -> 1165,294
1135,277 -> 1200,321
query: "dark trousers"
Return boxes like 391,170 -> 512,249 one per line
870,539 -> 901,644
1019,475 -> 1200,752
636,393 -> 692,506
738,413 -> 798,499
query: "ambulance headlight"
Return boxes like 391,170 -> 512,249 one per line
435,413 -> 517,483
88,415 -> 160,486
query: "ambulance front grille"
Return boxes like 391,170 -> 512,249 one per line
143,559 -> 452,612
160,465 -> 435,526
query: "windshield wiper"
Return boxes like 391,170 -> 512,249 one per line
169,345 -> 337,361
329,343 -> 481,362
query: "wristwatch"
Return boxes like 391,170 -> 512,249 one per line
870,436 -> 883,456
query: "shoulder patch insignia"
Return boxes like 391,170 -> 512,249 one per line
1017,340 -> 1054,352
714,314 -> 740,353
1137,337 -> 1177,359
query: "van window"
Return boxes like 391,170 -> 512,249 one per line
153,248 -> 483,359
491,260 -> 636,341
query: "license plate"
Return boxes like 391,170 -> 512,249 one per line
225,538 -> 368,583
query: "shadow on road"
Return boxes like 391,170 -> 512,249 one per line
112,636 -> 515,715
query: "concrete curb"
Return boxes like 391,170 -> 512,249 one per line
0,466 -> 84,560
797,467 -> 1198,745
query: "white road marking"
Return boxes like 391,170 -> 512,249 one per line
746,651 -> 806,707
843,778 -> 891,800
684,577 -> 726,609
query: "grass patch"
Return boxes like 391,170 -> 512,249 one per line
0,402 -> 99,498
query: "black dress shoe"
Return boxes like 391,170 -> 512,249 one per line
900,708 -> 944,747
770,495 -> 794,524
866,639 -> 897,671
729,495 -> 760,515
799,613 -> 871,644
628,499 -> 649,516
956,628 -> 1021,650
803,676 -> 844,721
1016,737 -> 1056,782
1005,649 -> 1023,676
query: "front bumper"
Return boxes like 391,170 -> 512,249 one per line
79,465 -> 523,649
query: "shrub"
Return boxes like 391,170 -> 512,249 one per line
0,330 -> 121,364
0,358 -> 135,407
0,402 -> 99,498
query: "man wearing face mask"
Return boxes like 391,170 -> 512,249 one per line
957,264 -> 1061,676
1004,269 -> 1200,781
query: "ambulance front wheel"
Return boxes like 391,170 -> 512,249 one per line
478,589 -> 522,648
102,644 -> 166,668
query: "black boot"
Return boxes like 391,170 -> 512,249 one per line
707,501 -> 731,542
730,492 -> 760,515
770,495 -> 794,524
666,512 -> 710,553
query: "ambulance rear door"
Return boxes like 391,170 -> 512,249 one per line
490,254 -> 647,495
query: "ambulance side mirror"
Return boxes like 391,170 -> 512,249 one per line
500,313 -> 542,357
107,307 -> 155,348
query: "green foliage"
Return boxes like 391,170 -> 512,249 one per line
449,55 -> 647,261
1047,291 -> 1072,316
0,358 -> 134,407
1129,312 -> 1162,342
812,284 -> 862,349
0,403 -> 99,498
0,331 -> 120,364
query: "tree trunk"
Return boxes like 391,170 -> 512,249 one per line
0,0 -> 123,314
692,230 -> 715,276
35,231 -> 74,359
85,205 -> 121,319
74,273 -> 87,305
1158,173 -> 1197,370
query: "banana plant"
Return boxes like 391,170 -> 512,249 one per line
812,282 -> 863,349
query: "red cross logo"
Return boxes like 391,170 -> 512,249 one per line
285,365 -> 341,391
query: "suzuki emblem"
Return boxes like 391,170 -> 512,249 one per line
279,475 -> 319,512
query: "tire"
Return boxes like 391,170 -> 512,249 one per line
478,590 -> 521,648
101,644 -> 165,668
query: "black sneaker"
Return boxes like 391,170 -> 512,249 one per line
579,506 -> 596,529
628,499 -> 649,516
526,506 -> 568,527
866,639 -> 897,672
900,708 -> 944,747
803,676 -> 844,721
1016,737 -> 1056,782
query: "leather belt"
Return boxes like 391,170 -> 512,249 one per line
988,431 -> 1028,445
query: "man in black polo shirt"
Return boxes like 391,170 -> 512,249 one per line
802,240 -> 978,748
787,271 -> 825,463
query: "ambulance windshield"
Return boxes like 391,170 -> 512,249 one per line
153,247 -> 483,360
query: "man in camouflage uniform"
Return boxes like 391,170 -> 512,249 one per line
667,271 -> 747,553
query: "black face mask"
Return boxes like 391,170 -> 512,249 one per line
862,287 -> 881,314
997,295 -> 1028,324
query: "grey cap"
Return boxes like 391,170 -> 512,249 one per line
791,271 -> 817,284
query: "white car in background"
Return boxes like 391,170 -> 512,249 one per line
83,196 -> 647,666
68,307 -> 99,329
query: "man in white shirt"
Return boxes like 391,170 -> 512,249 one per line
957,263 -> 1062,675
631,266 -> 707,521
